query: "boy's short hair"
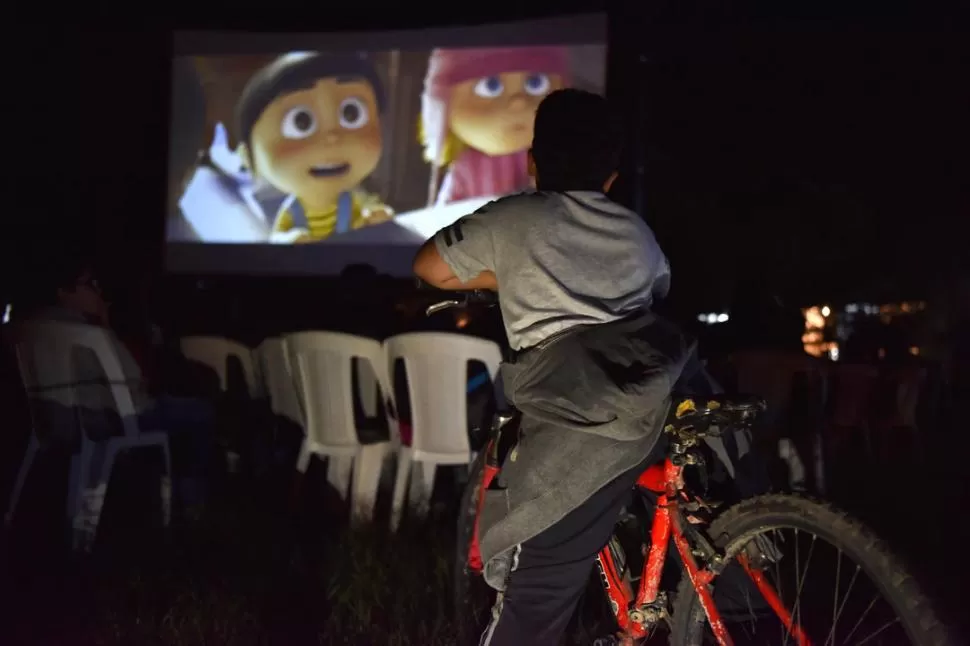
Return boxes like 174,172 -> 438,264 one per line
235,52 -> 385,169
531,89 -> 623,192
169,58 -> 208,184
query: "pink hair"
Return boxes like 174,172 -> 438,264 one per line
421,46 -> 571,167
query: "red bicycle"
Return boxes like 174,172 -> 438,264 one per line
433,293 -> 953,646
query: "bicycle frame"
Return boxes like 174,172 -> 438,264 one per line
595,457 -> 811,646
466,432 -> 809,646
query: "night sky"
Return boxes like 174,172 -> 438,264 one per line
7,5 -> 966,311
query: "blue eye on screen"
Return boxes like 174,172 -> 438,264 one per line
474,76 -> 505,98
524,73 -> 551,96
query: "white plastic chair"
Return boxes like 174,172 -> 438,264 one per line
179,336 -> 259,397
285,331 -> 394,523
255,337 -> 304,432
6,321 -> 172,551
384,332 -> 501,530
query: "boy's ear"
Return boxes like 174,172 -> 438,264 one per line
527,149 -> 537,179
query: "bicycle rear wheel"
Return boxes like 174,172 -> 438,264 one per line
669,494 -> 952,646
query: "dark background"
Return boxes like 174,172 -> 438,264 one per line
5,3 -> 967,315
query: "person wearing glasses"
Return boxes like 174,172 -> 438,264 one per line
23,259 -> 215,520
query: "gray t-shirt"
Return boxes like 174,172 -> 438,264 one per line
434,191 -> 671,350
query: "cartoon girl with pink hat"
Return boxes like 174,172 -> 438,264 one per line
419,46 -> 571,206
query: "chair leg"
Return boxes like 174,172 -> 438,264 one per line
390,447 -> 412,532
66,454 -> 81,526
350,443 -> 386,526
408,461 -> 436,520
4,437 -> 39,529
69,442 -> 95,550
295,439 -> 312,474
74,442 -> 120,552
326,455 -> 353,501
778,438 -> 806,492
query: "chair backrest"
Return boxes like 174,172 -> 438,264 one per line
15,321 -> 141,438
384,332 -> 501,458
179,336 -> 257,396
285,331 -> 390,450
256,337 -> 303,426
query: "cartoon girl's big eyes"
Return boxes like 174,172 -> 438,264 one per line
473,76 -> 504,98
524,73 -> 551,96
339,97 -> 370,129
281,106 -> 317,139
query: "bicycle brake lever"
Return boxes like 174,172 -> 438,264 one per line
425,299 -> 462,317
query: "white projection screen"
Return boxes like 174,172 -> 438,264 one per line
165,14 -> 608,276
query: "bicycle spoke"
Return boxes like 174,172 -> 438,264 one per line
786,530 -> 816,646
826,562 -> 861,646
781,529 -> 799,646
841,595 -> 879,645
854,617 -> 901,646
826,549 -> 842,646
772,528 -> 785,645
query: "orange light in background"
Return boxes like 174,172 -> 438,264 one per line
909,346 -> 920,356
802,305 -> 836,359
801,330 -> 823,344
455,311 -> 470,329
804,344 -> 824,358
804,306 -> 826,330
803,341 -> 838,358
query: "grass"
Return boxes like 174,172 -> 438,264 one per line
0,452 -> 469,646
1,434 -> 965,645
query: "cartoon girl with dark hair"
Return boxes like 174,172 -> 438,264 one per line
419,47 -> 570,206
237,52 -> 393,243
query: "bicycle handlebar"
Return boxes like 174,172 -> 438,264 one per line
421,286 -> 498,318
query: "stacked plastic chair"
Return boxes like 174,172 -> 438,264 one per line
383,332 -> 501,530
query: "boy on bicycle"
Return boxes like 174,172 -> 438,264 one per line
414,88 -> 693,645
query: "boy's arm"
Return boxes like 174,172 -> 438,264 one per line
414,206 -> 498,291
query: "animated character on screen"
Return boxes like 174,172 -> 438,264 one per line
419,46 -> 569,206
236,52 -> 393,243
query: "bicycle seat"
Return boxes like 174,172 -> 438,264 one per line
667,393 -> 766,431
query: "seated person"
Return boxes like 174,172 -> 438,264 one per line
24,260 -> 215,517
